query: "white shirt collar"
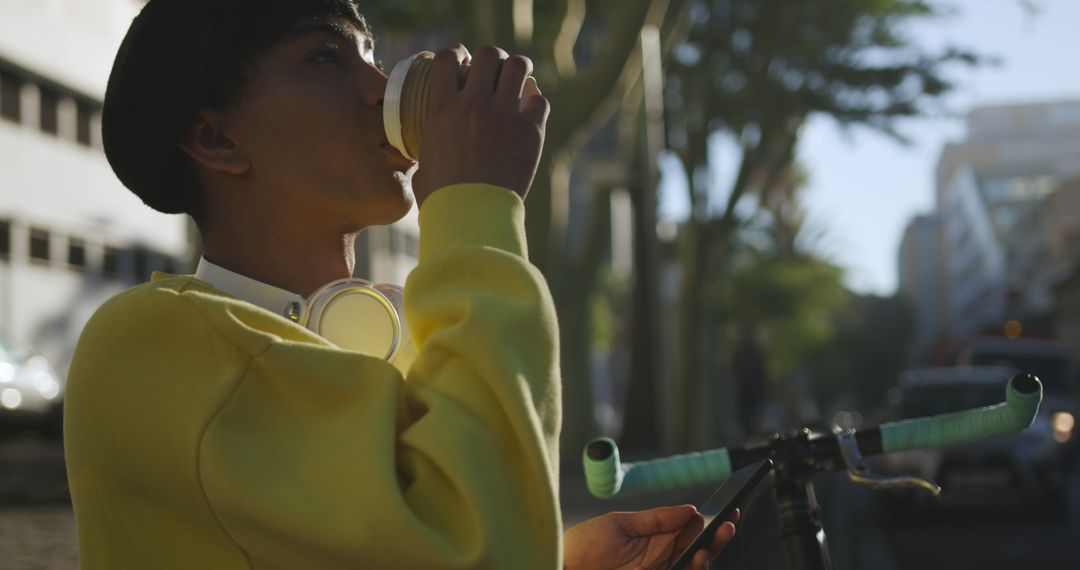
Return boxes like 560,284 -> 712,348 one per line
194,256 -> 306,319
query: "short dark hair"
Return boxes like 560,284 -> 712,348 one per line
102,0 -> 368,223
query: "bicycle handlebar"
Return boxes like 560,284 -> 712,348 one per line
584,440 -> 733,498
879,372 -> 1042,453
583,374 -> 1043,498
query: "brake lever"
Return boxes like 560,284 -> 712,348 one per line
833,427 -> 941,497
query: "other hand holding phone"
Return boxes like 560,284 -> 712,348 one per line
562,505 -> 740,570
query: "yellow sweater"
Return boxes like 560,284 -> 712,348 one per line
64,184 -> 563,569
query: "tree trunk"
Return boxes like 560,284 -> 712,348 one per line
556,189 -> 611,459
619,153 -> 664,452
669,218 -> 711,448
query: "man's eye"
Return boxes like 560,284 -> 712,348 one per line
312,49 -> 339,63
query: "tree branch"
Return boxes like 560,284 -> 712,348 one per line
553,0 -> 587,78
469,0 -> 519,52
546,0 -> 687,151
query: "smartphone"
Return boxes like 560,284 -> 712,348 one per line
669,459 -> 773,570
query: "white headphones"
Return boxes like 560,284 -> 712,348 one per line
286,278 -> 416,369
194,258 -> 416,369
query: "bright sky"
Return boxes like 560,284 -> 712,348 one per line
659,0 -> 1080,295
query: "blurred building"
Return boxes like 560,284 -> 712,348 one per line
0,0 -> 420,385
1047,178 -> 1080,363
0,0 -> 189,382
897,213 -> 944,361
352,208 -> 419,286
932,100 -> 1080,338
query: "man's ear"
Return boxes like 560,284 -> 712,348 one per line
179,108 -> 251,175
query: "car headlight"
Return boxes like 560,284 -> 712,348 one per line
1052,412 -> 1075,444
33,373 -> 60,400
1,388 -> 21,410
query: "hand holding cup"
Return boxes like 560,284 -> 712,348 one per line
388,45 -> 549,205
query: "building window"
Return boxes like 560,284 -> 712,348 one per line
39,86 -> 59,135
0,70 -> 21,122
103,246 -> 121,280
29,228 -> 50,263
132,247 -> 150,282
68,237 -> 87,270
76,101 -> 94,146
352,231 -> 371,278
388,227 -> 403,255
162,256 -> 178,275
0,220 -> 10,260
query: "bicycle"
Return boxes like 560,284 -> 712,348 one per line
581,373 -> 1044,570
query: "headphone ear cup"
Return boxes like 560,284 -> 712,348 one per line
374,284 -> 416,373
306,280 -> 401,360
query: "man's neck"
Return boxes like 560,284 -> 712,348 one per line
200,212 -> 356,298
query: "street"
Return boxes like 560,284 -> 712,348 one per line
2,434 -> 1079,569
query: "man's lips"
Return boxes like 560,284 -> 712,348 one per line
380,141 -> 416,166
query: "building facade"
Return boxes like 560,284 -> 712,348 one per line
0,0 -> 420,388
0,0 -> 190,384
897,213 -> 945,361
933,100 -> 1080,337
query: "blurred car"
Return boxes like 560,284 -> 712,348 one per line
957,336 -> 1077,400
878,366 -> 1074,520
956,336 -> 1079,476
0,337 -> 64,435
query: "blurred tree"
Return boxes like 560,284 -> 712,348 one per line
808,293 -> 917,411
368,0 -> 685,273
659,0 -> 980,448
726,254 -> 847,386
365,0 -> 693,456
708,159 -> 847,436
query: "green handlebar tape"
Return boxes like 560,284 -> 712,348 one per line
880,375 -> 1043,454
582,437 -> 733,498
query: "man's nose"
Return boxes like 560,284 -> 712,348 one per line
362,67 -> 388,109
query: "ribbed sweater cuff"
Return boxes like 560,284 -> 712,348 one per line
418,184 -> 528,260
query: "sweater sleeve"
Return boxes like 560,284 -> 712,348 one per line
197,184 -> 563,570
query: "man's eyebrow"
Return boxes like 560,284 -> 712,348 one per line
281,19 -> 375,48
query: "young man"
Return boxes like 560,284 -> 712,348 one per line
65,1 -> 737,568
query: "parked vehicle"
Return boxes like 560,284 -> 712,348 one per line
957,336 -> 1076,398
0,337 -> 63,435
879,366 -> 1073,519
957,335 -> 1078,470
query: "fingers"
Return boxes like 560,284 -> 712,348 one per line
466,45 -> 509,96
430,44 -> 471,102
623,505 -> 699,537
497,54 -> 534,102
689,520 -> 737,570
520,76 -> 541,110
669,511 -> 705,559
692,549 -> 710,570
520,79 -> 550,128
437,44 -> 546,125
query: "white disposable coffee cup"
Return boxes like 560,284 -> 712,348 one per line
384,52 -> 434,162
384,51 -> 540,162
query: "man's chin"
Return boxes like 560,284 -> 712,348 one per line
371,182 -> 416,225
394,171 -> 417,211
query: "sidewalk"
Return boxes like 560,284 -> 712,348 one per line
0,506 -> 78,570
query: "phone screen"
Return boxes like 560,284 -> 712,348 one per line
669,459 -> 772,570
